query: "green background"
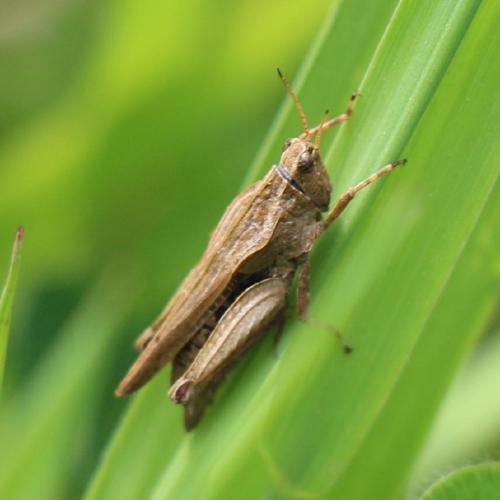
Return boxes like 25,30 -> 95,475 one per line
0,0 -> 499,498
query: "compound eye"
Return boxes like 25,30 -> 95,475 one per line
298,151 -> 314,172
282,138 -> 293,151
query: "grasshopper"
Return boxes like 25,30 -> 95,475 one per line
115,70 -> 406,430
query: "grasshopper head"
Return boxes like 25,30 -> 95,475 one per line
279,137 -> 332,211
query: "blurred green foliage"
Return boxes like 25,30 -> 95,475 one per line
0,0 -> 498,499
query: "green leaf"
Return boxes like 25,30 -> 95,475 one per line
86,0 -> 500,499
420,463 -> 500,500
0,227 -> 24,393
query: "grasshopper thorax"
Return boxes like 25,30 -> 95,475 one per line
278,137 -> 332,211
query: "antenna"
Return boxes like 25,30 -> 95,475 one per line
277,68 -> 309,135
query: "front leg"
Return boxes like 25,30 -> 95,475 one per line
322,159 -> 406,232
169,277 -> 288,405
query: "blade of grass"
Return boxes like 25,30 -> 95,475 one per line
0,227 -> 24,393
326,175 -> 499,499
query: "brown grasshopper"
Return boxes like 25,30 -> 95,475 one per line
115,70 -> 406,430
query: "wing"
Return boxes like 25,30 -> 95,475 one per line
115,172 -> 286,396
